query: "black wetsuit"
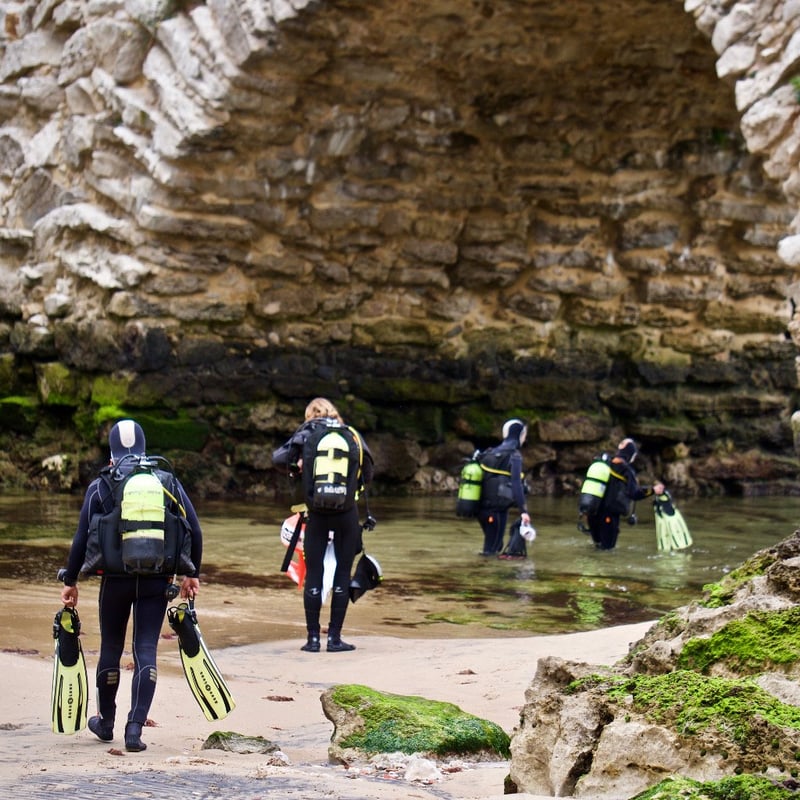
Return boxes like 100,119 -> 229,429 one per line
587,456 -> 651,550
477,436 -> 527,555
62,470 -> 202,727
272,418 -> 373,641
301,506 -> 363,639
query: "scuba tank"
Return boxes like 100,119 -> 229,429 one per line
578,453 -> 610,515
456,452 -> 483,518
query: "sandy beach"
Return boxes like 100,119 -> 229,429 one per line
0,620 -> 653,800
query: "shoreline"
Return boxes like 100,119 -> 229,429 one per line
1,621 -> 654,800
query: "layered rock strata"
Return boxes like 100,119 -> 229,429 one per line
0,0 -> 799,496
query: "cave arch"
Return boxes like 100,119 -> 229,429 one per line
0,0 -> 799,495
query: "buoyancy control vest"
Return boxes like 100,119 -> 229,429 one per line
302,421 -> 364,513
81,455 -> 196,577
478,445 -> 518,511
579,453 -> 631,517
601,457 -> 634,515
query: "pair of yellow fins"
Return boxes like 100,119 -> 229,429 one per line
51,600 -> 234,735
653,490 -> 693,552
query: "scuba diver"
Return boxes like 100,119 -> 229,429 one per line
476,419 -> 530,555
272,397 -> 374,653
583,438 -> 663,551
58,420 -> 203,751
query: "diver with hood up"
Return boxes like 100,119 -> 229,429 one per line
585,437 -> 664,551
58,420 -> 203,751
476,418 -> 530,555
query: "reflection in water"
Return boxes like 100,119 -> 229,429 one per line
571,592 -> 605,628
1,490 -> 799,651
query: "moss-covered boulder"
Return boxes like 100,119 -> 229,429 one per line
320,683 -> 510,764
509,530 -> 800,799
626,530 -> 800,678
676,607 -> 800,677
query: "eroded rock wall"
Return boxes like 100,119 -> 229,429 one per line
0,0 -> 799,496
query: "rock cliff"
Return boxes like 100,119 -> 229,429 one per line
509,530 -> 800,798
1,0 -> 800,497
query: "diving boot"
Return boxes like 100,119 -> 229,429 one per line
88,715 -> 114,742
327,637 -> 355,652
300,634 -> 320,652
124,721 -> 147,752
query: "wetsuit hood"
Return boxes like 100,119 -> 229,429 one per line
617,438 -> 638,463
109,419 -> 146,462
502,418 -> 527,446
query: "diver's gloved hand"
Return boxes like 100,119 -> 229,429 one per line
362,515 -> 377,532
653,481 -> 666,496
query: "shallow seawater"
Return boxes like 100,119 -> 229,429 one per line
1,490 -> 798,653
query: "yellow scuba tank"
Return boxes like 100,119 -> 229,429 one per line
456,453 -> 483,518
578,454 -> 610,515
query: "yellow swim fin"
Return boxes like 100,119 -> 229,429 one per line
654,491 -> 693,551
167,600 -> 235,721
51,606 -> 89,734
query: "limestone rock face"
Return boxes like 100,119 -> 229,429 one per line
1,0 -> 800,495
509,530 -> 800,798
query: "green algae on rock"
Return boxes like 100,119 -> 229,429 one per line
701,550 -> 782,608
562,668 -> 800,777
321,684 -> 510,760
677,607 -> 800,676
630,774 -> 800,800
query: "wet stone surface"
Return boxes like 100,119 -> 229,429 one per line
2,770 -> 355,799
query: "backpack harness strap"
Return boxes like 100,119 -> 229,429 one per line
120,519 -> 166,532
481,464 -> 512,477
348,425 -> 364,485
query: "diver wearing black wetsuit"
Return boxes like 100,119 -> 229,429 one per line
587,438 -> 664,550
477,419 -> 531,555
272,397 -> 374,654
60,420 -> 203,752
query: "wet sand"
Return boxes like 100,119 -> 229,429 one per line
0,575 -> 653,800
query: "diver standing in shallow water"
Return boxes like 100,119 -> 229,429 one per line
273,397 -> 374,654
585,438 -> 664,551
58,419 -> 203,752
476,419 -> 530,555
